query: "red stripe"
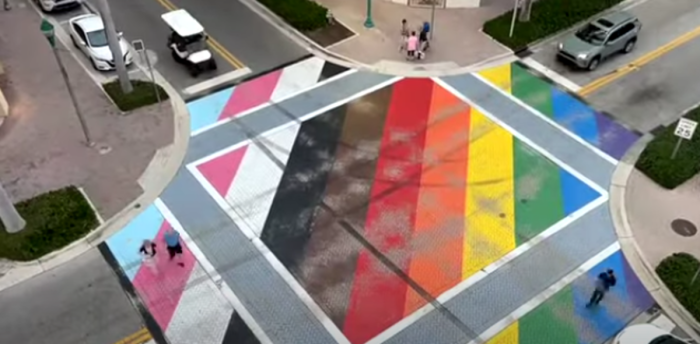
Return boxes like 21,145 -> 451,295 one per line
219,69 -> 282,120
196,145 -> 248,197
343,78 -> 434,343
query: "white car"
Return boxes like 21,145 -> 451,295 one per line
615,324 -> 690,344
68,14 -> 133,71
34,0 -> 80,13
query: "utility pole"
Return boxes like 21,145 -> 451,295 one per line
0,182 -> 25,233
364,0 -> 374,28
518,0 -> 533,22
429,0 -> 436,40
96,0 -> 132,94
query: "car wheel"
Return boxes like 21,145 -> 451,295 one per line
623,39 -> 636,54
90,57 -> 99,71
189,65 -> 199,77
209,59 -> 217,70
171,50 -> 182,63
587,57 -> 600,71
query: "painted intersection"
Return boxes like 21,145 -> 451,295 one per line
478,62 -> 639,160
192,77 -> 604,344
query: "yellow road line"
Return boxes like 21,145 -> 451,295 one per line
114,328 -> 152,344
578,24 -> 700,97
153,0 -> 246,69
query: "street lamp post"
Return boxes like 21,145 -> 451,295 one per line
0,181 -> 25,233
364,0 -> 374,28
40,19 -> 94,147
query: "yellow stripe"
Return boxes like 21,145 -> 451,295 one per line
152,0 -> 246,69
486,322 -> 519,344
114,328 -> 152,344
462,109 -> 516,279
478,63 -> 512,93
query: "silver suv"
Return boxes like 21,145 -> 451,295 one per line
557,11 -> 641,71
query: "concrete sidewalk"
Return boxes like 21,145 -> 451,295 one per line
611,136 -> 700,342
0,5 -> 189,291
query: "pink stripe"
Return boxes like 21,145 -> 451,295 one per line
197,145 -> 248,197
219,70 -> 283,120
132,221 -> 197,331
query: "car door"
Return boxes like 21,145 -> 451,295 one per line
72,24 -> 89,55
603,23 -> 632,57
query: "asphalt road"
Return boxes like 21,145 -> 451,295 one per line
0,249 -> 145,344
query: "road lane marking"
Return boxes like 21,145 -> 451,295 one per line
182,67 -> 252,96
521,57 -> 582,93
114,327 -> 152,344
151,0 -> 246,69
579,24 -> 700,96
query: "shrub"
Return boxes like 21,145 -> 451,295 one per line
483,0 -> 624,50
636,108 -> 700,189
103,79 -> 168,112
656,253 -> 700,322
0,186 -> 98,261
257,0 -> 328,31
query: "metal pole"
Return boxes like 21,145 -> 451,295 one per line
429,0 -> 436,41
143,51 -> 161,107
509,0 -> 519,38
671,137 -> 683,159
364,0 -> 374,28
97,0 -> 132,94
52,46 -> 94,147
0,181 -> 25,233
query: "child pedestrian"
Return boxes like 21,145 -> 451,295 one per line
164,229 -> 185,267
586,269 -> 616,307
406,31 -> 418,60
399,19 -> 409,52
420,21 -> 431,51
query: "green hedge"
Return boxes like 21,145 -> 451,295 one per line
656,253 -> 700,322
636,108 -> 700,189
258,0 -> 328,31
483,0 -> 624,50
103,79 -> 169,112
0,186 -> 98,261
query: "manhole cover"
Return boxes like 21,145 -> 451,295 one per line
671,219 -> 697,237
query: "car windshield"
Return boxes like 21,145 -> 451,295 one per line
86,29 -> 108,47
575,23 -> 607,45
650,335 -> 687,344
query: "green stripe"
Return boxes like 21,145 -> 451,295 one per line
513,139 -> 565,245
518,286 -> 578,344
511,64 -> 555,119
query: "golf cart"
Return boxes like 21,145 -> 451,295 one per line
162,9 -> 217,77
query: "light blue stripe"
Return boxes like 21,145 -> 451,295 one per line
187,86 -> 235,133
551,88 -> 601,145
106,204 -> 164,280
559,170 -> 600,216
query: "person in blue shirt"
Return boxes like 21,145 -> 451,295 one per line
164,229 -> 185,267
587,269 -> 616,307
419,21 -> 430,51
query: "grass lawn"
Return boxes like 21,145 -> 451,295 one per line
636,107 -> 700,189
103,79 -> 168,112
0,186 -> 98,261
656,253 -> 700,322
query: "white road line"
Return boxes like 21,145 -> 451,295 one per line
468,73 -> 619,166
186,164 -> 352,344
520,57 -> 582,93
367,195 -> 609,344
182,67 -> 253,96
154,198 -> 274,344
433,77 -> 608,197
467,241 -> 621,344
189,68 -> 358,137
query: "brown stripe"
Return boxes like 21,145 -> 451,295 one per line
297,85 -> 394,327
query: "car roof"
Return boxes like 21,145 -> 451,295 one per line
597,11 -> 635,27
161,9 -> 204,37
71,14 -> 104,32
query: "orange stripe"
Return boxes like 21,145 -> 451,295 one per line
403,82 -> 471,315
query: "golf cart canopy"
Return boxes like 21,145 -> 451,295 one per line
161,9 -> 204,37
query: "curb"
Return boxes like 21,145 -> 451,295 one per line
610,134 -> 700,341
0,64 -> 190,293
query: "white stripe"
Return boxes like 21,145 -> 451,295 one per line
164,264 -> 233,344
187,164 -> 351,344
190,68 -> 358,137
224,124 -> 300,237
468,241 -> 621,344
270,57 -> 326,101
520,57 -> 582,93
468,73 -> 619,166
183,68 -> 253,96
433,77 -> 608,197
155,199 -> 274,344
367,195 -> 608,344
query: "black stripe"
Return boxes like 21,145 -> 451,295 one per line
259,106 -> 347,272
318,60 -> 351,81
222,312 -> 261,344
185,53 -> 314,102
98,243 -> 168,344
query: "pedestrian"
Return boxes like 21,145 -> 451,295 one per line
586,269 -> 616,307
164,228 -> 185,267
406,31 -> 419,60
399,19 -> 409,52
139,239 -> 159,274
420,21 -> 430,51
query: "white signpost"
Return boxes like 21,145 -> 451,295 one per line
671,118 -> 698,159
132,39 -> 161,106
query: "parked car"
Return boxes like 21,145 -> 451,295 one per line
614,324 -> 690,344
34,0 -> 80,12
557,11 -> 641,71
68,14 -> 133,71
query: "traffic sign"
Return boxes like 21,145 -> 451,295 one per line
674,118 -> 697,140
132,39 -> 145,52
